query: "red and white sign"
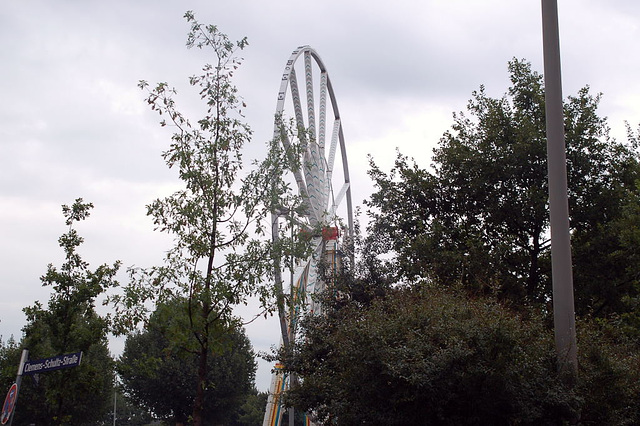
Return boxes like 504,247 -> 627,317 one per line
1,383 -> 18,425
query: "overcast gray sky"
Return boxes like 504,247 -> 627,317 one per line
2,0 -> 639,391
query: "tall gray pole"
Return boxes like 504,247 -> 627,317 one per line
541,0 -> 578,379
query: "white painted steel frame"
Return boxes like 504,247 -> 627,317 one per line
274,45 -> 353,234
263,45 -> 352,426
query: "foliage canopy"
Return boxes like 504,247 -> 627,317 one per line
119,298 -> 256,425
16,199 -> 119,426
109,12 -> 304,425
281,59 -> 640,425
366,59 -> 640,318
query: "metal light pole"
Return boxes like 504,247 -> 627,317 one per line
541,0 -> 578,379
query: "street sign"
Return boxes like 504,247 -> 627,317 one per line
1,383 -> 18,425
22,352 -> 82,375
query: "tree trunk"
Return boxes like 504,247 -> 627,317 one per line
193,291 -> 211,426
192,342 -> 208,426
194,229 -> 215,426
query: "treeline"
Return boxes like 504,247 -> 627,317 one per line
0,200 -> 266,426
1,14 -> 640,426
280,60 -> 640,425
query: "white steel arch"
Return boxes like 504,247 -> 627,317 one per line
263,45 -> 353,426
274,45 -> 353,235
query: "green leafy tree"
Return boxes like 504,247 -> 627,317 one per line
100,389 -> 159,426
575,122 -> 640,331
118,299 -> 256,425
235,389 -> 268,426
110,13 -> 301,426
285,279 -> 640,425
284,284 -> 583,425
278,227 -> 640,425
0,336 -> 21,391
15,198 -> 119,426
575,319 -> 640,425
366,59 -> 640,315
614,179 -> 640,334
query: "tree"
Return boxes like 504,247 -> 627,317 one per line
16,198 -> 119,425
285,277 -> 640,425
100,389 -> 159,426
284,284 -> 584,425
575,318 -> 640,425
278,218 -> 640,425
110,12 -> 300,426
235,389 -> 268,426
365,59 -> 640,315
118,299 -> 256,425
281,59 -> 640,424
571,121 -> 640,330
0,335 -> 21,391
613,177 -> 640,335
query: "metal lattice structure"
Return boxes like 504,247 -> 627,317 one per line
263,45 -> 353,426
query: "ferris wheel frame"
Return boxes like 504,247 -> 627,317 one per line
264,45 -> 353,426
273,45 -> 353,238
